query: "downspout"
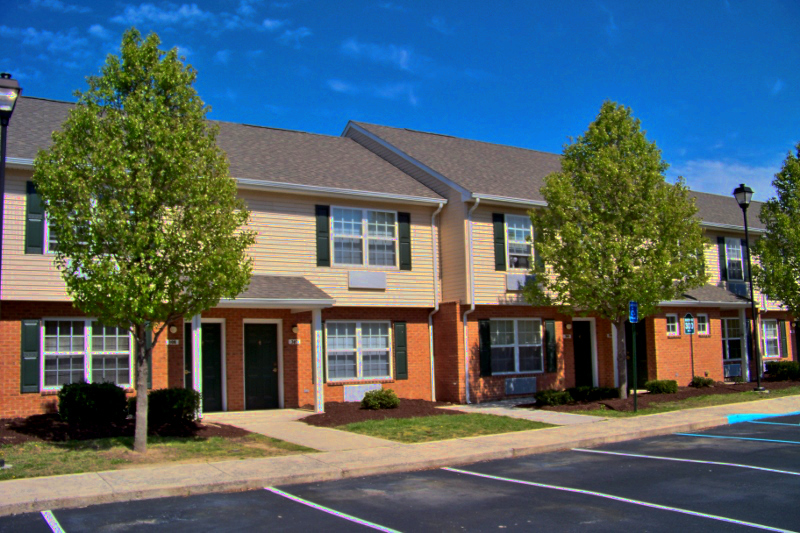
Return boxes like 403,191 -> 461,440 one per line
428,202 -> 444,402
462,197 -> 481,404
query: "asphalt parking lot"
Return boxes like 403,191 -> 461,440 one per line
3,413 -> 799,532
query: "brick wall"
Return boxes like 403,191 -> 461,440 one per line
432,301 -> 464,403
0,301 -> 168,419
652,308 -> 728,384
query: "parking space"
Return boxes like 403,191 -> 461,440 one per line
3,417 -> 799,532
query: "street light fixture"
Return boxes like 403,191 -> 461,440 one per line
733,183 -> 765,392
0,72 -> 22,320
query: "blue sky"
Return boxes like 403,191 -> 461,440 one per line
2,0 -> 798,201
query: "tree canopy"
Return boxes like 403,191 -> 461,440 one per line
753,142 -> 800,315
33,28 -> 256,452
524,101 -> 707,396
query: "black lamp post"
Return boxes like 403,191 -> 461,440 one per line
733,183 -> 765,392
0,73 -> 22,320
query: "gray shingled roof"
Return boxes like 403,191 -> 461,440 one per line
354,122 -> 765,230
7,97 -> 443,201
237,275 -> 332,301
679,284 -> 750,304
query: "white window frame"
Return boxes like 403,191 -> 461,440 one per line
40,318 -> 134,391
721,318 -> 743,361
725,237 -> 744,281
489,318 -> 544,375
666,314 -> 679,336
697,314 -> 709,335
44,214 -> 57,254
331,206 -> 399,269
761,319 -> 781,359
504,214 -> 534,271
324,320 -> 393,381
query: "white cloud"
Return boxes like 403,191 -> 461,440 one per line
236,0 -> 259,16
341,38 -> 413,71
427,16 -> 453,35
378,2 -> 405,11
111,3 -> 213,27
271,1 -> 293,8
88,24 -> 112,40
175,45 -> 192,57
28,0 -> 91,13
771,78 -> 785,95
214,49 -> 231,63
326,78 -> 418,106
277,26 -> 311,48
669,159 -> 781,201
262,18 -> 288,31
597,3 -> 618,38
0,26 -> 88,54
327,79 -> 359,95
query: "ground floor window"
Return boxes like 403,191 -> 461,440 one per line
721,318 -> 743,361
666,314 -> 678,336
697,314 -> 709,335
325,321 -> 391,380
490,318 -> 543,374
761,320 -> 781,358
43,319 -> 132,389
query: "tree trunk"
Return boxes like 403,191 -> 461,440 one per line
616,318 -> 629,400
134,324 -> 149,454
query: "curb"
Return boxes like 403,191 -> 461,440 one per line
0,415 -> 730,517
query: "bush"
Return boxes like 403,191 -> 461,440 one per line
689,376 -> 715,388
765,361 -> 800,381
58,381 -> 128,426
534,389 -> 573,406
566,386 -> 619,403
644,380 -> 678,394
361,388 -> 400,410
128,388 -> 202,426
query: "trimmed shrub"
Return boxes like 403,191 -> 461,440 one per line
567,386 -> 619,402
128,388 -> 202,426
644,379 -> 678,394
58,381 -> 128,426
765,361 -> 800,381
689,376 -> 715,388
534,389 -> 573,406
361,388 -> 400,410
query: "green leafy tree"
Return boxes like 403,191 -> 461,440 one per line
524,101 -> 707,398
33,29 -> 256,453
753,142 -> 800,315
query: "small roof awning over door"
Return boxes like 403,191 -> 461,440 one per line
660,284 -> 751,309
218,275 -> 334,312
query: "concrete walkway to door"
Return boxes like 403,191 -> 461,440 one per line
203,410 -> 402,452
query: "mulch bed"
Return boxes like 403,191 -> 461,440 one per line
0,414 -> 252,446
302,400 -> 462,428
520,380 -> 800,413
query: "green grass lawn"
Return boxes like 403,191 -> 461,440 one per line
0,434 -> 315,481
339,413 -> 556,443
578,385 -> 800,418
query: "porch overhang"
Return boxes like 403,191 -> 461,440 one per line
217,274 -> 334,312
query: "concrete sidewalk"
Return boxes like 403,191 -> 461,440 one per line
1,395 -> 799,516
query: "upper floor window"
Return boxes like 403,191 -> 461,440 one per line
332,207 -> 397,267
505,215 -> 532,270
725,238 -> 744,281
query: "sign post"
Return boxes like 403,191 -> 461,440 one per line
684,313 -> 695,379
629,301 -> 639,413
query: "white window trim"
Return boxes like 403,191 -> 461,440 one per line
504,214 -> 534,271
330,206 -> 399,269
721,317 -> 743,361
489,317 -> 544,375
761,319 -> 781,359
40,318 -> 134,392
697,313 -> 710,335
666,314 -> 679,336
725,237 -> 745,282
324,320 -> 394,382
44,214 -> 57,254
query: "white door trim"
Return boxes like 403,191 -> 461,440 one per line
242,319 -> 284,409
573,317 -> 599,387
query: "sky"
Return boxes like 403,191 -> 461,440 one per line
2,0 -> 799,201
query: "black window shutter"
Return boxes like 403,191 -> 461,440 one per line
740,239 -> 750,281
779,320 -> 789,358
479,319 -> 492,376
21,320 -> 40,393
533,225 -> 544,272
717,237 -> 727,281
394,322 -> 408,380
184,322 -> 193,389
544,320 -> 557,373
146,329 -> 153,389
398,212 -> 412,270
492,213 -> 506,271
316,205 -> 330,267
25,181 -> 45,254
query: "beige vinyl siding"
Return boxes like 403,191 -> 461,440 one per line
244,190 -> 438,307
1,172 -> 70,300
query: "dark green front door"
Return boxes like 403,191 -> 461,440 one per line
625,320 -> 649,390
202,323 -> 223,412
245,323 -> 279,410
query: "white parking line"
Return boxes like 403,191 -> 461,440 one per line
573,448 -> 800,476
749,421 -> 800,427
265,487 -> 401,533
40,510 -> 65,533
676,433 -> 800,445
442,467 -> 797,533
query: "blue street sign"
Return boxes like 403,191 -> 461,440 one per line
684,313 -> 695,335
629,301 -> 638,324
